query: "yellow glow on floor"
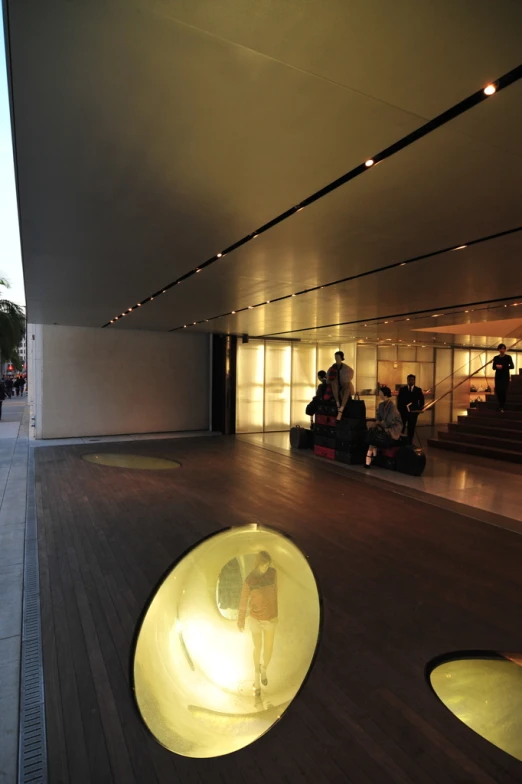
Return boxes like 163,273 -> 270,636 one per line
82,453 -> 181,470
430,655 -> 522,762
132,525 -> 321,757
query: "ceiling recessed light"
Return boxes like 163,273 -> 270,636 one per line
217,252 -> 223,258
248,306 -> 253,309
452,245 -> 467,251
483,84 -> 496,96
151,297 -> 154,301
137,303 -> 142,307
266,300 -> 270,304
292,294 -> 296,297
128,308 -> 132,312
183,325 -> 187,328
231,311 -> 236,314
193,322 -> 197,325
110,320 -> 114,323
365,159 -> 374,167
195,269 -> 201,273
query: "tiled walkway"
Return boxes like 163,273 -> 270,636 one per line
0,398 -> 29,783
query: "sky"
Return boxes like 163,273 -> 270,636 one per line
0,12 -> 25,308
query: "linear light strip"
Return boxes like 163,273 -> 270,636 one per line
102,65 -> 522,328
168,225 -> 522,331
262,294 -> 522,338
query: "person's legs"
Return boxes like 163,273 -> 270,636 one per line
260,622 -> 277,685
0,400 -> 2,420
251,631 -> 262,690
496,383 -> 507,410
407,413 -> 418,444
400,410 -> 407,434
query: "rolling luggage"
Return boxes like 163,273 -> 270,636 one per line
290,426 -> 313,449
396,446 -> 426,476
314,434 -> 336,449
336,418 -> 367,449
335,449 -> 365,465
317,401 -> 338,417
373,454 -> 397,470
314,444 -> 335,460
315,414 -> 338,427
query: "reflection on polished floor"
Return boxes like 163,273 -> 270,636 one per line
237,428 -> 522,528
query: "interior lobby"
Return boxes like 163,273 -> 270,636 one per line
2,2 -> 522,783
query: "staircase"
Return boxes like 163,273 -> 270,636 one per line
428,369 -> 522,464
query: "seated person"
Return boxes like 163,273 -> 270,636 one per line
366,385 -> 403,467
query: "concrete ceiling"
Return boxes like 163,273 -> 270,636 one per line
5,0 -> 522,346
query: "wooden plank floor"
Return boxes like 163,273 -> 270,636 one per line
35,436 -> 522,783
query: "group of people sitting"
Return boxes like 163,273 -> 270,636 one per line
313,351 -> 426,468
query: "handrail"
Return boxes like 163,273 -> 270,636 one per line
416,330 -> 522,413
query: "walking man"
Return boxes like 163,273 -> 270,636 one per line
397,374 -> 425,444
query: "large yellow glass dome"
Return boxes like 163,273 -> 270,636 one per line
132,524 -> 321,758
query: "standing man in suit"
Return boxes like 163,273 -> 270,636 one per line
397,374 -> 425,444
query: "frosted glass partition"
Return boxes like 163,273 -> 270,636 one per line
434,348 -> 452,425
236,341 -> 265,434
398,346 -> 416,361
356,344 -> 377,418
339,343 -> 356,370
291,345 -> 317,428
264,343 -> 292,432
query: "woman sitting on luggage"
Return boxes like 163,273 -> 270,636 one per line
365,385 -> 403,467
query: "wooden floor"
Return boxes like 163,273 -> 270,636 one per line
35,436 -> 522,784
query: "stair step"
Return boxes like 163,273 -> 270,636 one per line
428,438 -> 522,464
458,415 -> 522,431
468,408 -> 522,421
449,423 -> 522,442
439,430 -> 522,453
477,402 -> 522,413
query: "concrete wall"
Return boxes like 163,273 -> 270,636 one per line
30,325 -> 210,439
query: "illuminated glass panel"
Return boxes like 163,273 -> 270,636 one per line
236,340 -> 265,433
429,653 -> 522,763
264,343 -> 291,432
291,344 -> 317,427
132,525 -> 321,758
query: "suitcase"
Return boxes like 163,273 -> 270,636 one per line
315,414 -> 338,427
314,444 -> 335,460
290,426 -> 313,449
314,424 -> 337,438
396,446 -> 426,476
335,449 -> 365,465
317,401 -> 338,417
314,434 -> 336,449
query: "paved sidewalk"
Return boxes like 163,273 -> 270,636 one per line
0,399 -> 29,783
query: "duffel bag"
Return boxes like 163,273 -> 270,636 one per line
305,399 -> 318,416
373,454 -> 397,470
396,446 -> 426,476
290,426 -> 313,449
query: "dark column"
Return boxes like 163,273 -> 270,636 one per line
211,335 -> 237,434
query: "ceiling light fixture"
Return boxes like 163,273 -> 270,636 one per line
195,269 -> 201,273
217,252 -> 223,258
248,306 -> 253,309
483,84 -> 496,96
231,311 -> 236,314
452,245 -> 467,251
137,303 -> 142,307
365,159 -> 374,167
292,294 -> 296,297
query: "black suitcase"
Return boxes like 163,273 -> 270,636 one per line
396,446 -> 426,476
314,434 -> 336,449
290,426 -> 313,449
317,401 -> 338,417
335,449 -> 365,465
314,423 -> 337,438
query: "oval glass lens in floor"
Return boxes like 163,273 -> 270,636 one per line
82,453 -> 181,470
132,525 -> 321,758
429,653 -> 522,762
